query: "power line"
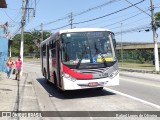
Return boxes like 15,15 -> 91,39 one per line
37,0 -> 122,27
11,0 -> 37,37
124,0 -> 151,16
12,9 -> 22,23
11,24 -> 21,39
2,9 -> 19,23
50,24 -> 70,31
43,0 -> 145,32
13,0 -> 148,35
115,24 -> 151,35
109,16 -> 150,30
80,6 -> 150,28
101,7 -> 153,29
73,0 -> 121,17
43,16 -> 69,26
101,11 -> 144,28
35,0 -> 41,6
73,0 -> 145,25
83,5 -> 159,30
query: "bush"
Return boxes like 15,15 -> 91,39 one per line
139,57 -> 145,64
24,56 -> 33,59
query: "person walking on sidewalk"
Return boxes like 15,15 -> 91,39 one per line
14,56 -> 22,80
6,57 -> 14,79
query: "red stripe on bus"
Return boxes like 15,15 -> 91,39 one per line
62,64 -> 92,79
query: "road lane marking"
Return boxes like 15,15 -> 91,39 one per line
120,78 -> 160,88
104,88 -> 160,109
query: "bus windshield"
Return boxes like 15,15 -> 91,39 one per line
61,31 -> 116,66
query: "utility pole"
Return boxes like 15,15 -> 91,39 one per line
70,12 -> 73,29
121,23 -> 123,67
20,0 -> 25,74
150,0 -> 159,72
9,43 -> 11,57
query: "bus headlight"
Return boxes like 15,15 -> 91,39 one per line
62,73 -> 76,82
109,70 -> 119,78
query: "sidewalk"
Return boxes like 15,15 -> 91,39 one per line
0,72 -> 40,112
0,72 -> 17,111
119,67 -> 160,74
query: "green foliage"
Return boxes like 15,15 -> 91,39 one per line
117,49 -> 154,64
11,31 -> 51,57
155,12 -> 160,28
138,56 -> 145,64
155,12 -> 160,21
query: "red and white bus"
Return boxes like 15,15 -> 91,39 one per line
40,28 -> 119,90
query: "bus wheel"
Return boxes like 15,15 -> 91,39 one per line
44,70 -> 49,84
53,73 -> 62,92
54,73 -> 58,87
96,87 -> 103,91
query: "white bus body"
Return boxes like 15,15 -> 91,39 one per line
40,28 -> 119,90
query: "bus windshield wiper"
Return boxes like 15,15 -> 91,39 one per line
76,44 -> 88,69
94,42 -> 107,67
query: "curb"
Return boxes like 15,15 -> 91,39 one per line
119,67 -> 160,74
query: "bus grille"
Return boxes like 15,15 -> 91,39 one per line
74,68 -> 109,74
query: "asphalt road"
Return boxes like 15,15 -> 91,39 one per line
22,61 -> 160,119
109,71 -> 160,105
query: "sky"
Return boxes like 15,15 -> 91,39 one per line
0,0 -> 160,43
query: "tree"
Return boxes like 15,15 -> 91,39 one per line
155,12 -> 160,21
155,12 -> 160,28
11,31 -> 51,57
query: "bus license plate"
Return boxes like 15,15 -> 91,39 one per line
88,82 -> 98,87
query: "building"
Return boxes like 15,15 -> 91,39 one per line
0,0 -> 7,8
0,0 -> 8,72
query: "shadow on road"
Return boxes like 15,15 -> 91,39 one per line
36,78 -> 115,99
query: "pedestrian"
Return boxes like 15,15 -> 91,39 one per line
6,57 -> 14,79
14,56 -> 22,80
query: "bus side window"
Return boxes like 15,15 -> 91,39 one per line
51,42 -> 56,58
51,49 -> 56,57
49,41 -> 52,49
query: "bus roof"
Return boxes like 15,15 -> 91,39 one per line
40,28 -> 111,46
59,28 -> 111,34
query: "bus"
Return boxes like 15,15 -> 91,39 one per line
40,28 -> 119,91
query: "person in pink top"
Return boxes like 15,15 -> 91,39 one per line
14,56 -> 22,80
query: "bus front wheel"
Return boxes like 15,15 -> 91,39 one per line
54,73 -> 58,87
96,87 -> 103,91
